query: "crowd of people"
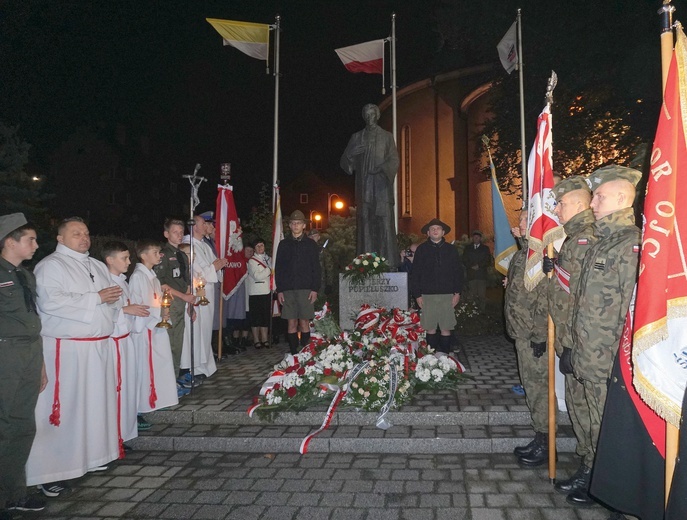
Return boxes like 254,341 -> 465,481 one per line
0,163 -> 647,519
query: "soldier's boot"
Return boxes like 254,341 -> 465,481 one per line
517,433 -> 556,467
287,333 -> 299,355
566,482 -> 596,507
513,431 -> 546,457
426,333 -> 439,351
554,463 -> 591,494
438,335 -> 451,354
299,332 -> 311,347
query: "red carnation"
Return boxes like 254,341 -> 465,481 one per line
273,383 -> 281,390
286,387 -> 298,398
324,368 -> 332,376
297,367 -> 306,376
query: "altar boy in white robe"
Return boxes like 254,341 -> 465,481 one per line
180,215 -> 226,379
27,217 -> 121,488
129,240 -> 179,413
102,241 -> 151,448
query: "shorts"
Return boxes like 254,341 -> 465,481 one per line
420,293 -> 457,332
281,289 -> 315,320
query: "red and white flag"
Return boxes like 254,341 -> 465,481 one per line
270,185 -> 283,292
524,104 -> 564,291
335,39 -> 385,74
633,27 -> 687,428
215,184 -> 247,299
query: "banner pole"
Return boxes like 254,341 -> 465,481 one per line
517,9 -> 527,205
658,0 -> 678,507
547,242 -> 557,483
272,15 -> 281,213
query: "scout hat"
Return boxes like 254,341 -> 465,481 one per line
554,176 -> 591,201
421,218 -> 451,234
285,210 -> 310,223
308,228 -> 320,237
586,165 -> 642,190
0,213 -> 27,241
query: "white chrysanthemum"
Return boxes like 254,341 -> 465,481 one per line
273,396 -> 282,404
358,388 -> 365,395
373,262 -> 379,268
354,258 -> 361,264
362,260 -> 369,266
377,390 -> 385,398
431,368 -> 444,382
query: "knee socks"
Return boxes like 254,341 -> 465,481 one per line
287,332 -> 299,355
299,332 -> 311,347
439,334 -> 451,354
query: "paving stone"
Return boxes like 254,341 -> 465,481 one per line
294,506 -> 333,519
159,504 -> 202,519
471,509 -> 507,520
222,491 -> 259,505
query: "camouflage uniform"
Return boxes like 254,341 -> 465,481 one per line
572,206 -> 640,458
549,207 -> 597,466
505,238 -> 549,433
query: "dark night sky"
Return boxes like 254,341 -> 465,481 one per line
1,0 -> 663,216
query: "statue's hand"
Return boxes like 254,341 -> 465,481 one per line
351,144 -> 367,156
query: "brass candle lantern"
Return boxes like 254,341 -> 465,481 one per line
195,277 -> 210,306
156,289 -> 173,329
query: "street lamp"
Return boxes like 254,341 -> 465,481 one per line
309,210 -> 322,229
327,193 -> 345,225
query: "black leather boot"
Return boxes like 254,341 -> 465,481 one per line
517,433 -> 554,467
513,431 -> 546,457
287,332 -> 299,355
566,486 -> 596,507
554,463 -> 591,494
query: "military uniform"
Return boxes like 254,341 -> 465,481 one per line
154,243 -> 189,375
572,208 -> 640,457
0,255 -> 42,505
504,238 -> 549,434
549,207 -> 597,467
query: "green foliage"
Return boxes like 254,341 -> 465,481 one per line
0,122 -> 53,227
454,296 -> 504,336
242,183 -> 274,248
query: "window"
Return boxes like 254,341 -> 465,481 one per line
300,193 -> 309,204
400,125 -> 412,217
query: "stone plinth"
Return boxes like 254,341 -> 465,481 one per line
339,273 -> 408,330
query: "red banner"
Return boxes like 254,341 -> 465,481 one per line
633,30 -> 687,428
215,185 -> 247,298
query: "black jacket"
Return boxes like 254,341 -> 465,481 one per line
275,234 -> 321,292
410,238 -> 463,298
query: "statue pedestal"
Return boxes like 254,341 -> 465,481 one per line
338,273 -> 409,330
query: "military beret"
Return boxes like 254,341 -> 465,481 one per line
553,176 -> 591,201
585,165 -> 642,190
0,213 -> 27,242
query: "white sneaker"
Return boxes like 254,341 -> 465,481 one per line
38,481 -> 69,497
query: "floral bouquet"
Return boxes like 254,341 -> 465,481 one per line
249,304 -> 469,450
342,252 -> 390,285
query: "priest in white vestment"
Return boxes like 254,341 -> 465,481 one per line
180,215 -> 226,377
27,218 -> 121,486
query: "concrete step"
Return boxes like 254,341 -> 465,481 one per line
129,422 -> 576,454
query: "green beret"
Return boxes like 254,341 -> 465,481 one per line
553,176 -> 591,201
585,165 -> 642,190
0,213 -> 27,242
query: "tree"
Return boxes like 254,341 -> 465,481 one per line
0,121 -> 53,227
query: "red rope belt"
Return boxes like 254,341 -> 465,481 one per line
112,332 -> 130,459
147,329 -> 158,409
49,335 -> 110,427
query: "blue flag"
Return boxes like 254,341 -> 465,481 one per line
489,159 -> 517,275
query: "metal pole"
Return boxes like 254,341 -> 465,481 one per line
517,9 -> 527,206
183,164 -> 206,392
391,12 -> 399,229
272,15 -> 281,213
658,1 -> 678,507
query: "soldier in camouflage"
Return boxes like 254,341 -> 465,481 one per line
567,165 -> 642,507
504,211 -> 550,467
544,177 -> 598,498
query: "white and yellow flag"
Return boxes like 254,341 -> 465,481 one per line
206,18 -> 270,61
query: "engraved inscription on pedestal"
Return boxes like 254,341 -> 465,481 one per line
339,273 -> 408,330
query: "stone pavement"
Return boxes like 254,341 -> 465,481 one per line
11,335 -> 635,519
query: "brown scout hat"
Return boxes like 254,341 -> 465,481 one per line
421,218 -> 451,234
285,210 -> 311,223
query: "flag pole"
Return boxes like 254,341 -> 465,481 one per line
272,15 -> 281,213
542,73 -> 558,484
658,0 -> 678,506
517,9 -> 527,205
391,12 -> 399,230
